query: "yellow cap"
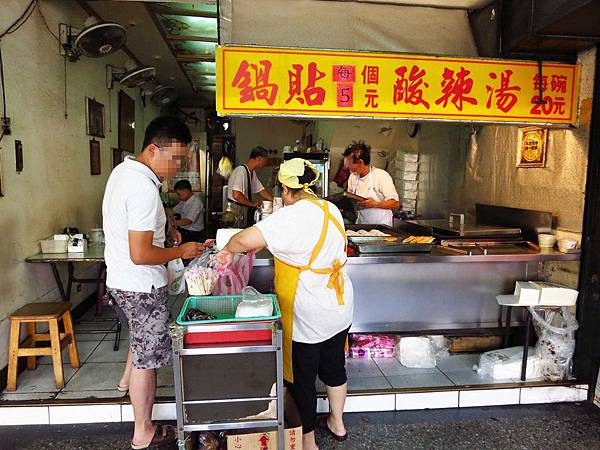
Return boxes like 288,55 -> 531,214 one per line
278,158 -> 320,195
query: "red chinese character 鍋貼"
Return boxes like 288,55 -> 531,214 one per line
486,69 -> 521,113
286,62 -> 326,106
231,60 -> 279,106
435,66 -> 477,111
393,65 -> 430,109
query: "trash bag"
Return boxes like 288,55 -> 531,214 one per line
528,306 -> 579,381
167,258 -> 186,295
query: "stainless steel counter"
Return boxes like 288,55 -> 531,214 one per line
250,248 -> 579,333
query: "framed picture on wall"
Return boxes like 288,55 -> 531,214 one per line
86,97 -> 105,138
118,90 -> 135,152
90,140 -> 101,175
517,127 -> 548,168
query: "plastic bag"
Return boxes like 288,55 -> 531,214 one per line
216,156 -> 233,179
235,287 -> 273,318
397,337 -> 436,368
350,334 -> 396,358
213,251 -> 255,296
528,306 -> 579,381
167,258 -> 186,295
475,346 -> 541,380
197,431 -> 219,450
184,256 -> 218,296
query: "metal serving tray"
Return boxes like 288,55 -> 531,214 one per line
346,224 -> 434,253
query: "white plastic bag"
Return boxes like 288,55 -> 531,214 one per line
235,287 -> 273,318
167,258 -> 186,295
528,306 -> 579,381
397,337 -> 436,368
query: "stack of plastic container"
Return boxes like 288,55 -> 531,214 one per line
394,151 -> 420,214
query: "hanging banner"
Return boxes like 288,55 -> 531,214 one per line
216,46 -> 580,126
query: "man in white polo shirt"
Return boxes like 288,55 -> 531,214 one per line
103,116 -> 207,449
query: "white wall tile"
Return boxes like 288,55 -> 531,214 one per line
520,386 -> 582,404
396,391 -> 459,410
122,402 -> 176,422
0,406 -> 49,425
49,405 -> 121,424
459,389 -> 520,408
344,395 -> 395,413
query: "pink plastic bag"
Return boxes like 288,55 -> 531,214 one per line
212,251 -> 255,296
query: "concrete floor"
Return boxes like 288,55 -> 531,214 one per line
1,403 -> 599,450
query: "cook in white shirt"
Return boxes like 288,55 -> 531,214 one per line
227,146 -> 273,226
343,142 -> 400,227
173,179 -> 204,242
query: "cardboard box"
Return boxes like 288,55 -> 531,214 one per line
227,427 -> 302,450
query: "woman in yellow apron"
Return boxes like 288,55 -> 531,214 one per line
215,158 -> 354,450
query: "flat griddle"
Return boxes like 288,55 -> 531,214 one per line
346,224 -> 434,253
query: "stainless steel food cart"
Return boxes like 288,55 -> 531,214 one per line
170,295 -> 284,450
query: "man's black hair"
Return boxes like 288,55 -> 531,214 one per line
174,179 -> 192,191
142,116 -> 192,149
249,146 -> 269,160
343,141 -> 371,165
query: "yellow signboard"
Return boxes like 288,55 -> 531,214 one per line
216,46 -> 580,126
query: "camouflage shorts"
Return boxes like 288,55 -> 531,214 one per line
108,286 -> 172,369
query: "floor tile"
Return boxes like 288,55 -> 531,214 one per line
0,406 -> 49,425
157,365 -> 174,387
345,358 -> 383,378
2,364 -> 78,394
49,404 -> 121,424
347,376 -> 391,391
520,386 -> 581,404
436,354 -> 480,372
55,389 -> 126,400
0,392 -> 57,402
122,403 -> 176,421
374,358 -> 439,376
345,394 -> 395,412
39,341 -> 100,365
396,391 -> 459,410
459,388 -> 520,407
86,340 -> 130,363
444,369 -> 513,386
74,321 -> 117,332
62,362 -> 124,392
387,372 -> 454,389
76,331 -> 108,342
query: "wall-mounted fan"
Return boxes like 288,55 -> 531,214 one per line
60,17 -> 126,62
106,60 -> 156,89
151,86 -> 178,106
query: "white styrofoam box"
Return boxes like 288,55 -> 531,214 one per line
476,346 -> 541,380
403,190 -> 418,200
530,282 -> 578,306
397,180 -> 419,191
344,395 -> 395,412
0,406 -> 49,426
459,388 -> 520,407
396,161 -> 419,172
396,152 -> 419,163
520,386 -> 581,404
396,391 -> 459,410
395,169 -> 419,181
49,404 -> 121,424
515,281 -> 540,305
401,199 -> 417,210
53,234 -> 70,240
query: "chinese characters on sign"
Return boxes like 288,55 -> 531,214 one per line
218,46 -> 580,125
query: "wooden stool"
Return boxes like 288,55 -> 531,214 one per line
7,302 -> 80,391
